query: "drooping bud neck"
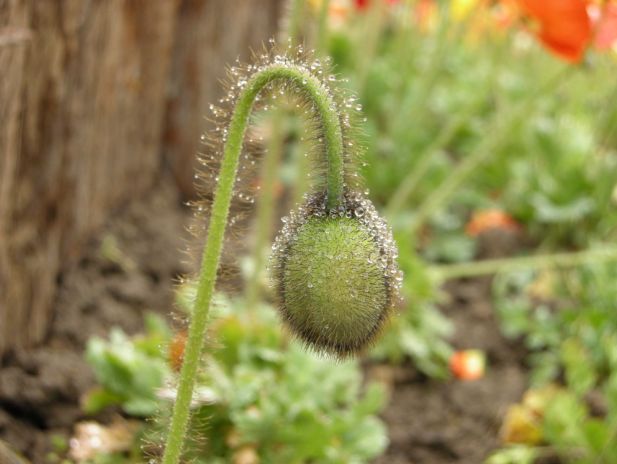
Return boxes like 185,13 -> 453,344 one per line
227,63 -> 346,209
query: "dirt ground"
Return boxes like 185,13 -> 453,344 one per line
0,178 -> 528,463
0,178 -> 191,462
374,276 -> 528,464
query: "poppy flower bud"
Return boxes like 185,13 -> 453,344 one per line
271,192 -> 402,357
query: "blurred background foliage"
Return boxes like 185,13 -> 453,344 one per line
72,1 -> 617,463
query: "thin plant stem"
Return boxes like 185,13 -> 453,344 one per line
162,64 -> 346,464
385,111 -> 468,219
390,2 -> 466,140
316,0 -> 330,55
430,246 -> 617,281
355,2 -> 387,95
385,32 -> 511,220
286,0 -> 305,47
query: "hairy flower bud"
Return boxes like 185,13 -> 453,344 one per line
271,192 -> 402,357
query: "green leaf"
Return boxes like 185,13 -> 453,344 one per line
562,338 -> 596,396
486,446 -> 538,464
82,387 -> 124,414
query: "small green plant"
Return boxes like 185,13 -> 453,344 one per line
163,44 -> 401,463
83,293 -> 388,463
174,293 -> 388,464
489,264 -> 617,463
84,313 -> 171,417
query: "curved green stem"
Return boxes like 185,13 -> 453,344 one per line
162,63 -> 346,464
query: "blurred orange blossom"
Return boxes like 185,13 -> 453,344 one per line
449,350 -> 486,380
592,1 -> 617,50
510,0 -> 617,61
513,0 -> 592,63
465,209 -> 520,237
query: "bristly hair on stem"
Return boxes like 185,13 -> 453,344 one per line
162,41 -> 390,464
192,41 -> 368,217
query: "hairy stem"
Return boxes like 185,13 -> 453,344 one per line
430,247 -> 617,281
162,63 -> 346,464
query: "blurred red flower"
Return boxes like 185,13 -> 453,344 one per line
515,0 -> 592,62
354,0 -> 399,10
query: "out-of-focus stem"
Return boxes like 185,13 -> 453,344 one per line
385,112 -> 467,219
316,0 -> 330,54
246,112 -> 284,308
430,247 -> 617,281
287,0 -> 305,47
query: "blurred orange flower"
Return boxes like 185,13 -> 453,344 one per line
593,2 -> 617,50
465,209 -> 520,237
449,350 -> 486,380
514,0 -> 593,62
415,0 -> 439,32
168,330 -> 187,372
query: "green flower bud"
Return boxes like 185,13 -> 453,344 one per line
271,192 -> 402,357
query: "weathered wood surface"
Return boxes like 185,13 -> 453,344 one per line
0,0 -> 282,359
164,0 -> 282,196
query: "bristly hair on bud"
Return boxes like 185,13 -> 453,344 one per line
271,191 -> 402,357
163,41 -> 402,464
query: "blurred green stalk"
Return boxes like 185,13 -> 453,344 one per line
431,246 -> 617,281
246,112 -> 284,308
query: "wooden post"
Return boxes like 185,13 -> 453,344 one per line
0,0 -> 283,360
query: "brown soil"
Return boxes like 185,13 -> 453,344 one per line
0,180 -> 528,463
374,276 -> 528,464
0,178 -> 191,462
